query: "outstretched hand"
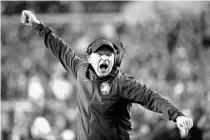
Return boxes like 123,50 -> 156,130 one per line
21,10 -> 40,27
176,116 -> 193,135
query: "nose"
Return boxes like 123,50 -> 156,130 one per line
100,56 -> 109,63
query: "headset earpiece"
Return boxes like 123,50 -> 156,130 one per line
113,42 -> 125,67
86,43 -> 93,55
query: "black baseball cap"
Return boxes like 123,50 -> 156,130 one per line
88,39 -> 117,54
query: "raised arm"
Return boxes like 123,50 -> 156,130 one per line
21,10 -> 81,78
119,73 -> 193,134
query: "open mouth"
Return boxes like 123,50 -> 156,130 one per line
99,63 -> 108,71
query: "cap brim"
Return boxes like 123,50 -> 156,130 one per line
94,44 -> 115,53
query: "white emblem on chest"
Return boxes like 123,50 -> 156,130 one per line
100,82 -> 111,95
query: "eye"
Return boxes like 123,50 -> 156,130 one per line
109,53 -> 115,57
95,53 -> 101,57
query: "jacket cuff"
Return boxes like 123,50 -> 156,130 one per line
34,22 -> 44,31
34,22 -> 53,39
171,111 -> 185,122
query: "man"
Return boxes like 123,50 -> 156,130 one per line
21,10 -> 193,140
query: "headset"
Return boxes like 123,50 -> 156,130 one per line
86,39 -> 125,67
113,42 -> 125,67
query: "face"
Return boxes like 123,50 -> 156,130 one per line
88,48 -> 115,77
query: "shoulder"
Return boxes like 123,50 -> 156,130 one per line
74,59 -> 89,76
117,72 -> 136,85
118,72 -> 135,81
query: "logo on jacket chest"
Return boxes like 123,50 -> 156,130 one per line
100,82 -> 112,95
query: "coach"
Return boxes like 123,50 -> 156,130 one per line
21,10 -> 193,140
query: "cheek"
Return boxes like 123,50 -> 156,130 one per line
109,57 -> 115,66
89,54 -> 100,65
111,56 -> 115,63
89,56 -> 101,71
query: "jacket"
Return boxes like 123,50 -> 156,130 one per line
35,23 -> 184,140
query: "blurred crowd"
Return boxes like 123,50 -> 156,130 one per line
1,1 -> 210,140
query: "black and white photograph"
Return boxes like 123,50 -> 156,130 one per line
1,1 -> 210,140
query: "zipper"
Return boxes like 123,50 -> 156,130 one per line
88,81 -> 96,137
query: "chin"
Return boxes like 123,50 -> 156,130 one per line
98,72 -> 109,77
97,69 -> 110,77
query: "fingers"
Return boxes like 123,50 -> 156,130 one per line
177,122 -> 182,130
178,123 -> 188,135
177,116 -> 193,135
184,118 -> 193,129
21,10 -> 28,24
183,119 -> 188,129
21,10 -> 40,27
186,119 -> 192,130
20,15 -> 28,25
22,10 -> 33,16
21,10 -> 35,26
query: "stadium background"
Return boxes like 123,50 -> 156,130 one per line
1,1 -> 210,140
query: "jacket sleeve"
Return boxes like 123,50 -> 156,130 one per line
118,73 -> 184,122
35,23 -> 81,78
